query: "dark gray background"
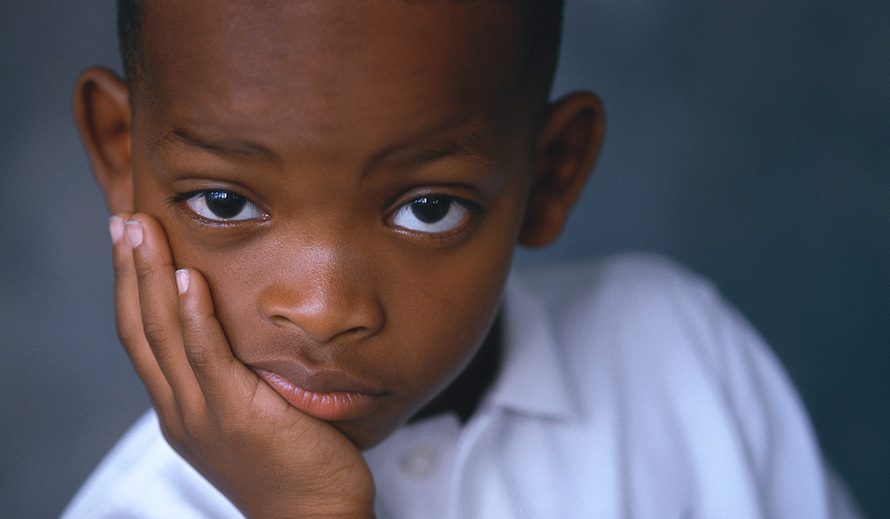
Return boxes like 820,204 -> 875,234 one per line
1,1 -> 887,518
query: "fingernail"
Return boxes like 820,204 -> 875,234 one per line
125,221 -> 143,248
109,216 -> 125,244
176,269 -> 190,294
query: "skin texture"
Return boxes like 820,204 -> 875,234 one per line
73,0 -> 604,517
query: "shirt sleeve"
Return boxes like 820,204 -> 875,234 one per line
61,411 -> 244,519
677,270 -> 864,519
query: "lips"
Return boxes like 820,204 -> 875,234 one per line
251,361 -> 384,422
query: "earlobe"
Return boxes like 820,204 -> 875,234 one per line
519,91 -> 605,248
73,67 -> 134,214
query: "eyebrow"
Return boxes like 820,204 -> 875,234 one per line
408,133 -> 501,164
157,129 -> 280,162
156,125 -> 505,173
365,129 -> 505,176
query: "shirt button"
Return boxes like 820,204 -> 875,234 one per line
400,445 -> 438,478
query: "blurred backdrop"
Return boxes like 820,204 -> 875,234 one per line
1,1 -> 887,518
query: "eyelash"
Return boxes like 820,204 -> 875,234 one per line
168,189 -> 487,241
167,189 -> 267,227
388,194 -> 486,243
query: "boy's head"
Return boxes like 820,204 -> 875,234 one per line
116,0 -> 565,110
74,0 -> 603,449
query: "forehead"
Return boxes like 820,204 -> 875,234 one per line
136,0 -> 528,156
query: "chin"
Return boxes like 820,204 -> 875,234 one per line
331,417 -> 400,452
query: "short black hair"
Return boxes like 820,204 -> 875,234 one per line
117,0 -> 144,87
117,0 -> 564,98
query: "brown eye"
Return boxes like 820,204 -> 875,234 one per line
185,190 -> 263,222
391,195 -> 471,233
410,196 -> 450,223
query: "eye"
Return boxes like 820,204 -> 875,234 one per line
391,195 -> 472,234
184,190 -> 264,222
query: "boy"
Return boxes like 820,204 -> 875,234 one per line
64,0 -> 857,517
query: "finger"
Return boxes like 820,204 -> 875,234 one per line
176,267 -> 264,414
110,213 -> 175,410
125,213 -> 203,409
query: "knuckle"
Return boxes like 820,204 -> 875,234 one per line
185,346 -> 214,374
159,422 -> 196,462
158,406 -> 209,455
156,410 -> 188,449
179,308 -> 202,334
114,306 -> 142,338
116,325 -> 143,348
116,322 -> 145,349
179,410 -> 206,438
141,319 -> 172,347
134,261 -> 165,284
181,325 -> 213,364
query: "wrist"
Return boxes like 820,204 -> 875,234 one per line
245,489 -> 375,519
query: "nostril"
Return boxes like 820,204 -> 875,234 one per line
258,294 -> 385,345
256,264 -> 386,344
266,313 -> 296,328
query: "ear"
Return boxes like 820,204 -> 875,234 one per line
519,92 -> 605,248
73,66 -> 134,214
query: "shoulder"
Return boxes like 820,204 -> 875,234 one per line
62,411 -> 242,519
512,253 -> 730,361
507,254 -> 847,517
510,252 -> 779,408
505,253 -> 760,420
515,252 -> 718,319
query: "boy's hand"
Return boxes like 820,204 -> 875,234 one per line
109,213 -> 375,519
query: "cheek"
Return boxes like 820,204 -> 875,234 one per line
396,264 -> 506,400
385,198 -> 522,401
131,179 -> 269,355
165,237 -> 268,357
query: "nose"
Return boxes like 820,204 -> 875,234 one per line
256,245 -> 385,346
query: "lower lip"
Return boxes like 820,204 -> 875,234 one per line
255,369 -> 379,421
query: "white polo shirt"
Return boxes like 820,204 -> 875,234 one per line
62,254 -> 860,518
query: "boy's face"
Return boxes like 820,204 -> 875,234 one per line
125,0 -> 540,449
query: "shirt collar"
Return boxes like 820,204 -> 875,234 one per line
483,270 -> 579,421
